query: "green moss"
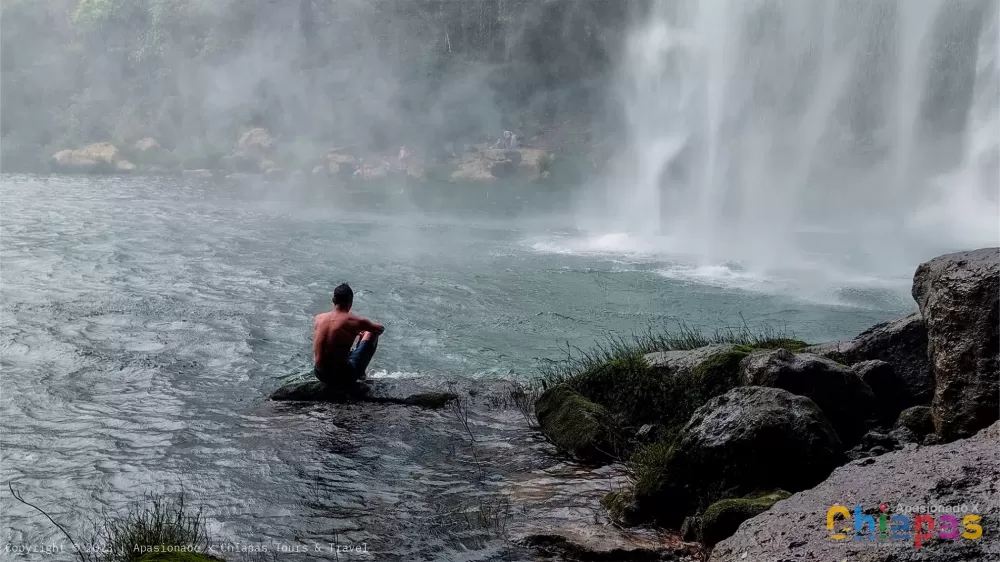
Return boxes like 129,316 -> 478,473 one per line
535,385 -> 617,460
689,350 -> 749,399
699,491 -> 791,547
137,552 -> 224,562
568,352 -> 666,429
601,490 -> 639,526
734,338 -> 809,353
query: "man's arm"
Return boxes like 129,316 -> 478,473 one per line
356,316 -> 385,335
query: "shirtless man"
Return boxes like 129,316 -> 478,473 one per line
313,283 -> 385,386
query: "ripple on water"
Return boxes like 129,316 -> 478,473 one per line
2,175 -> 911,559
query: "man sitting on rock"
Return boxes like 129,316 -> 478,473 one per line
313,283 -> 384,390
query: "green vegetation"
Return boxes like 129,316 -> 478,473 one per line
85,493 -> 210,562
537,324 -> 807,457
534,385 -> 619,461
699,491 -> 791,547
536,323 -> 809,532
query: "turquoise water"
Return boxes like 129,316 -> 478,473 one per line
1,173 -> 914,560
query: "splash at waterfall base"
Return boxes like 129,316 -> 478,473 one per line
530,248 -> 998,559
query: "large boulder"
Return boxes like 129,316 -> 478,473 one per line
631,387 -> 843,527
237,128 -> 274,161
740,349 -> 877,446
223,128 -> 276,173
51,142 -> 135,173
535,385 -> 618,461
710,422 -> 1000,561
803,312 -> 932,413
912,247 -> 1000,441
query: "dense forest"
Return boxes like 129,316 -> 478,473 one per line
1,0 -> 637,172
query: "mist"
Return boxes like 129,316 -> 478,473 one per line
2,0 -> 631,171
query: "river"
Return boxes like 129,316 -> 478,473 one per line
1,174 -> 913,560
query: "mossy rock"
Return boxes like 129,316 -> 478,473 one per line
137,551 -> 225,562
600,490 -> 640,526
628,387 -> 842,527
569,346 -> 752,452
535,385 -> 618,461
895,405 -> 934,437
700,490 -> 791,547
734,338 -> 810,353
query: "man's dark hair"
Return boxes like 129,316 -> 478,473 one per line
332,283 -> 353,308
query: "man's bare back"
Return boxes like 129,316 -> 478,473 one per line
313,283 -> 384,385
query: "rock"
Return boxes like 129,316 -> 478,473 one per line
520,533 -> 697,561
680,516 -> 702,542
489,159 -> 516,178
601,490 -> 641,527
224,172 -> 261,181
912,247 -> 1000,441
133,137 -> 161,152
449,147 -> 553,182
269,379 -> 457,409
325,149 -> 357,177
535,385 -> 618,461
709,422 -> 1000,561
895,405 -> 935,438
51,142 -> 135,174
699,491 -> 790,547
631,387 -> 843,527
181,169 -> 214,179
852,359 -> 904,425
803,313 -> 932,412
237,128 -> 274,161
741,349 -> 876,446
846,429 -> 906,460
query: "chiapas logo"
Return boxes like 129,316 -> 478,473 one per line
826,502 -> 983,548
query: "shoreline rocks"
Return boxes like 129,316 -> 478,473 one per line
51,142 -> 136,174
630,386 -> 843,527
740,349 -> 876,446
913,247 -> 999,441
803,312 -> 931,420
709,421 -> 1000,561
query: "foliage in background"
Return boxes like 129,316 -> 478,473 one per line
1,0 -> 638,171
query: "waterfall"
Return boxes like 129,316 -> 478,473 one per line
588,0 -> 999,280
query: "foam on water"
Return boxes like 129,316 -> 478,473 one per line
576,0 -> 999,285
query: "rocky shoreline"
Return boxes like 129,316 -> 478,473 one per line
519,247 -> 998,559
45,128 -> 559,185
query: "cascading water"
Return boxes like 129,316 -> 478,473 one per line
582,0 -> 999,291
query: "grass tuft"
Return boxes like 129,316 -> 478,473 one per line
85,493 -> 209,562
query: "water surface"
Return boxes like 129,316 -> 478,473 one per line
1,174 -> 912,560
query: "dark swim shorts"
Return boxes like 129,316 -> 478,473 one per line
314,339 -> 377,385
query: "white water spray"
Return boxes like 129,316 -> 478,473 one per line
582,0 -> 999,286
